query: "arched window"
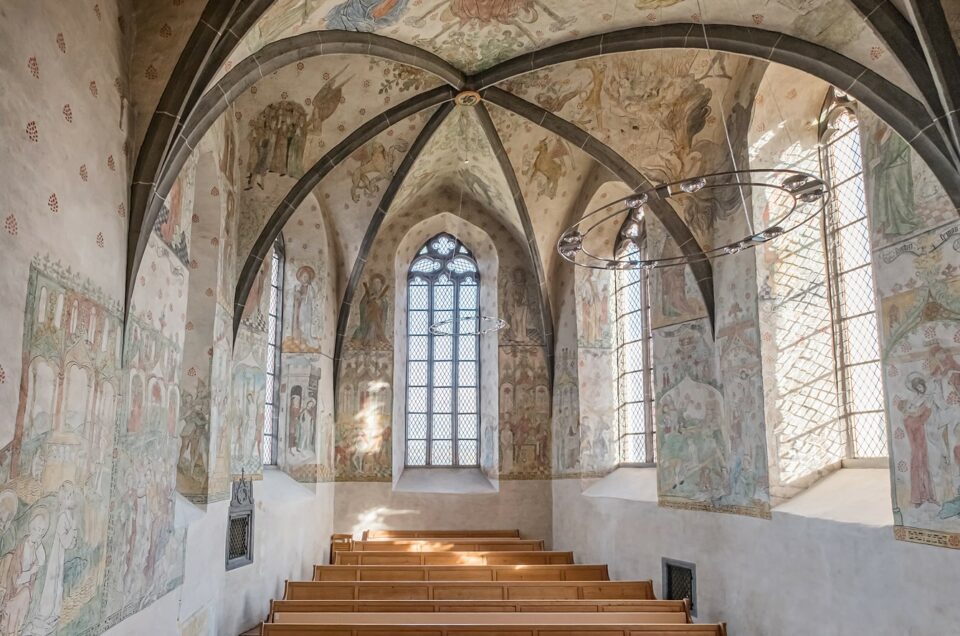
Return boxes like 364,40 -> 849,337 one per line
262,235 -> 285,465
822,97 -> 887,458
614,233 -> 655,464
405,233 -> 480,467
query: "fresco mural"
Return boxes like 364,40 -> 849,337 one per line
153,156 -> 198,267
283,261 -> 327,354
279,355 -> 335,482
220,0 -> 910,92
0,260 -> 122,634
552,347 -> 580,476
233,56 -> 442,267
498,346 -> 551,479
335,350 -> 393,481
231,325 -> 267,479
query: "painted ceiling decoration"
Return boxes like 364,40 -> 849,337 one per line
128,1 -> 960,353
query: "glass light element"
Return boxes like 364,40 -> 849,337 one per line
558,231 -> 583,258
680,177 -> 707,193
625,193 -> 649,208
623,221 -> 641,238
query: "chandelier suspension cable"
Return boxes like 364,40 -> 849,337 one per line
695,0 -> 755,236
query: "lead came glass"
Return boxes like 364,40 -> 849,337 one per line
615,240 -> 655,464
825,107 -> 888,458
405,233 -> 481,466
262,237 -> 285,466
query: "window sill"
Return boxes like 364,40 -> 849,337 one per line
394,467 -> 497,494
582,466 -> 658,502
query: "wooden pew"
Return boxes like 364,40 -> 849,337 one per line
350,539 -> 545,552
363,529 -> 520,540
270,599 -> 690,617
335,551 -> 573,566
284,580 -> 655,601
313,564 -> 608,582
262,623 -> 728,635
271,611 -> 689,625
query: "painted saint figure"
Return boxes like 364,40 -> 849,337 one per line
504,268 -> 530,343
0,508 -> 49,635
291,266 -> 318,346
325,0 -> 410,32
868,124 -> 919,239
896,375 -> 939,507
351,274 -> 390,348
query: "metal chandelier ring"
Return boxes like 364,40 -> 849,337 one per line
557,169 -> 830,270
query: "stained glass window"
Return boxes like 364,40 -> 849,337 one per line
823,105 -> 888,458
262,236 -> 284,465
615,236 -> 655,464
406,233 -> 480,467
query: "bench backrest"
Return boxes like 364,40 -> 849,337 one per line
262,623 -> 727,635
363,529 -> 521,539
335,551 -> 573,566
283,580 -> 655,602
271,611 -> 688,625
270,599 -> 690,615
313,564 -> 608,582
351,539 -> 545,552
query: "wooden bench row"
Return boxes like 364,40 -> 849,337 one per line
271,599 -> 691,616
285,580 -> 656,602
271,612 -> 691,625
262,624 -> 727,635
348,539 -> 546,552
363,529 -> 521,540
314,564 -> 608,582
336,551 -> 574,566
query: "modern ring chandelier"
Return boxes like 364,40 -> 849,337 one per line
429,315 -> 509,336
557,169 -> 829,270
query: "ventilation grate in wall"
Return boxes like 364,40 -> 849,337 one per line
226,473 -> 255,570
662,558 -> 697,617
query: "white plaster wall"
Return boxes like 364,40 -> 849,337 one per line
335,481 -> 552,546
103,472 -> 334,635
552,471 -> 960,636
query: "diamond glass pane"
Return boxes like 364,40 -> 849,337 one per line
839,266 -> 876,317
434,335 -> 453,360
458,440 -> 478,465
458,362 -> 477,386
847,362 -> 884,413
432,440 -> 453,465
459,283 -> 478,309
853,411 -> 888,457
832,177 -> 866,227
837,220 -> 871,272
411,257 -> 441,273
407,414 -> 428,439
408,361 -> 428,387
407,387 -> 428,413
458,335 -> 477,360
433,361 -> 452,387
433,413 -> 452,439
448,256 -> 478,274
261,433 -> 273,465
458,414 -> 478,438
409,282 -> 429,310
409,336 -> 428,360
458,387 -> 477,411
407,440 -> 427,466
409,310 -> 430,335
843,314 -> 881,364
433,388 -> 452,413
434,282 -> 454,310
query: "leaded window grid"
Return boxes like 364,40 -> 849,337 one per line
820,101 -> 888,459
262,236 -> 284,466
614,234 -> 656,465
405,233 -> 481,468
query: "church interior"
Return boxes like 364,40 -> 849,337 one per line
2,0 -> 960,634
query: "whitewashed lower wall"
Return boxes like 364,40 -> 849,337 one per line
104,472 -> 334,635
334,480 -> 553,547
552,471 -> 960,636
